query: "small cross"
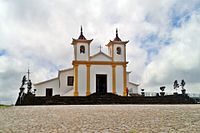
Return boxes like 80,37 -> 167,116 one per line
98,45 -> 103,52
27,68 -> 30,81
27,64 -> 30,81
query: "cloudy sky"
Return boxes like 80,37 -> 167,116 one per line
0,0 -> 200,104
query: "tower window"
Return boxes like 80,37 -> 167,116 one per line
116,47 -> 121,55
67,76 -> 74,86
80,45 -> 85,54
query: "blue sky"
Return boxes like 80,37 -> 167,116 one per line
0,49 -> 6,56
0,0 -> 200,104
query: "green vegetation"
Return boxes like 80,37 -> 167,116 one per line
0,104 -> 12,108
129,129 -> 138,133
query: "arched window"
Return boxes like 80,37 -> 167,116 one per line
80,45 -> 85,54
116,47 -> 121,55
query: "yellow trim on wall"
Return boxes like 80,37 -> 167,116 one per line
72,60 -> 128,96
88,43 -> 90,61
86,64 -> 91,96
74,64 -> 79,96
124,45 -> 126,62
112,44 -> 114,61
112,64 -> 116,94
123,64 -> 127,96
73,60 -> 128,66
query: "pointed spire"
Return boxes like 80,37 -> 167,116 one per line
116,28 -> 118,37
113,28 -> 121,41
80,25 -> 83,35
78,26 -> 86,40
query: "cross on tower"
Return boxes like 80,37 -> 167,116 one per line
98,45 -> 103,52
27,68 -> 30,81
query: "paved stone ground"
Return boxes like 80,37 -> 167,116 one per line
0,105 -> 200,133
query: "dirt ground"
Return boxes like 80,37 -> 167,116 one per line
0,105 -> 200,133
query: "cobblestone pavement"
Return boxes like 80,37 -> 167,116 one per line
0,105 -> 200,133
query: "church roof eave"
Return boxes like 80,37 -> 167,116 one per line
126,71 -> 132,74
105,29 -> 129,46
59,68 -> 73,72
34,68 -> 74,86
90,51 -> 112,60
71,38 -> 93,45
33,77 -> 58,86
106,40 -> 129,47
129,82 -> 140,86
58,68 -> 73,78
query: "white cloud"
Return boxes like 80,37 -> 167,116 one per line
142,12 -> 200,93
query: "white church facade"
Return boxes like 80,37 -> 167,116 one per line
34,28 -> 139,96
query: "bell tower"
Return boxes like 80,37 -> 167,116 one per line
71,26 -> 93,61
71,26 -> 93,96
106,29 -> 129,62
106,29 -> 129,96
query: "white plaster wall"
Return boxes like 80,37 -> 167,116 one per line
128,83 -> 139,94
90,53 -> 111,61
78,65 -> 87,96
90,65 -> 112,94
126,72 -> 130,86
116,65 -> 124,96
34,78 -> 59,96
73,45 -> 77,60
65,89 -> 74,96
113,44 -> 124,62
108,46 -> 112,56
59,69 -> 74,96
76,43 -> 89,61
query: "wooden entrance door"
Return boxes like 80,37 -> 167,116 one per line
46,88 -> 53,97
96,74 -> 107,95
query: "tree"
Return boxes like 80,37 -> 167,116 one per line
180,79 -> 186,94
180,80 -> 186,90
160,86 -> 165,92
173,80 -> 179,93
160,86 -> 165,96
141,89 -> 145,96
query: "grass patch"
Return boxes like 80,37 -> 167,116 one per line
0,104 -> 12,108
129,129 -> 138,133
